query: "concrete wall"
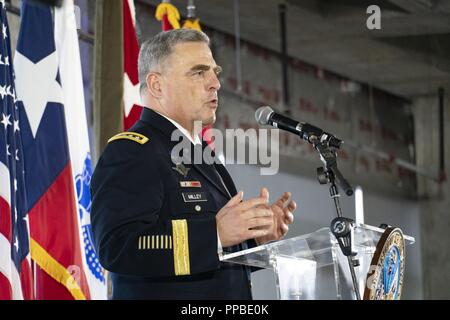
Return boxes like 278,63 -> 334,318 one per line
414,93 -> 450,299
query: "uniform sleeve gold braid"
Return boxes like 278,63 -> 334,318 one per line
139,235 -> 175,250
172,220 -> 190,276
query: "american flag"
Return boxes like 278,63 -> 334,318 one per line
0,0 -> 34,300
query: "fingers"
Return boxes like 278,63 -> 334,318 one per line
283,200 -> 296,223
260,187 -> 269,202
236,196 -> 269,211
247,216 -> 273,229
287,200 -> 296,212
245,228 -> 270,240
242,207 -> 272,220
224,191 -> 244,208
280,223 -> 289,235
284,212 -> 294,224
274,192 -> 291,207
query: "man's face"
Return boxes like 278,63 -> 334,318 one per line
159,42 -> 222,130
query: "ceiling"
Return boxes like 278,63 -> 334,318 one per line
140,0 -> 450,99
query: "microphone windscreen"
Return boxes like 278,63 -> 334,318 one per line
255,106 -> 274,125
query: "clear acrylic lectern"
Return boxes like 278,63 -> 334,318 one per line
220,224 -> 415,300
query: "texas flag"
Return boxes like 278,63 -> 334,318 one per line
13,0 -> 91,299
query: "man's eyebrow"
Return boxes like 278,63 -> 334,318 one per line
189,64 -> 211,72
188,64 -> 223,73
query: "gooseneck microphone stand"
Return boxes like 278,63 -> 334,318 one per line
311,136 -> 361,300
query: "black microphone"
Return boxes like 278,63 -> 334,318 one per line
255,106 -> 343,149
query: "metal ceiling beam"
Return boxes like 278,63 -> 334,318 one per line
388,0 -> 447,13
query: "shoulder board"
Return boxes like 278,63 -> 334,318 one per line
108,132 -> 149,145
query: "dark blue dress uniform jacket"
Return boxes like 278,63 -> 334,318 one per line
90,108 -> 254,299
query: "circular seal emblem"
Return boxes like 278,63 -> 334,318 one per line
364,227 -> 405,300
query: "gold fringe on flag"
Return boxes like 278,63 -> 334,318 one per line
155,2 -> 181,29
182,18 -> 201,31
30,238 -> 87,300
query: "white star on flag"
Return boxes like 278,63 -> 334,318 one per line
1,112 -> 11,128
123,73 -> 141,117
0,84 -> 7,99
14,237 -> 18,251
7,86 -> 17,104
0,54 -> 7,65
14,51 -> 64,138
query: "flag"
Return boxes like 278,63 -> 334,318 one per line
155,1 -> 181,31
14,0 -> 90,299
54,0 -> 106,299
123,0 -> 143,130
0,0 -> 33,300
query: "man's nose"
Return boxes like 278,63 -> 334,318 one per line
207,71 -> 221,91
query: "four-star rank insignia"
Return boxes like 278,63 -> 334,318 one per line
108,132 -> 149,145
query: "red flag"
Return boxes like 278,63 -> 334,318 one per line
123,0 -> 143,130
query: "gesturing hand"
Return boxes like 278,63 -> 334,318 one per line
216,191 -> 274,248
254,188 -> 296,245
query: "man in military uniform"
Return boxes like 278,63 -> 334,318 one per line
90,29 -> 296,299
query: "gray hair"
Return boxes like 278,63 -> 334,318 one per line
138,29 -> 210,94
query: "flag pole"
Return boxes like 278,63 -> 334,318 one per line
93,0 -> 124,163
33,260 -> 36,299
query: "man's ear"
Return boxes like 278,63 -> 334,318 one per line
146,72 -> 162,99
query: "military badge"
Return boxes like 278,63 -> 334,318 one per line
180,181 -> 201,188
364,227 -> 405,300
182,192 -> 207,202
172,163 -> 190,178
